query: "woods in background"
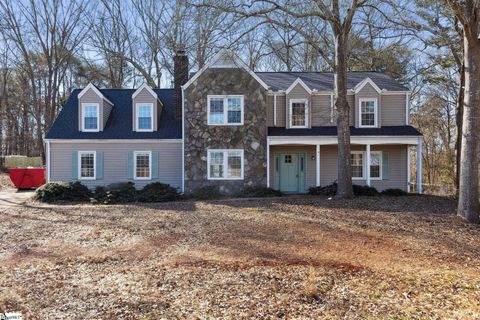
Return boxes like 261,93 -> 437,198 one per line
0,0 -> 467,198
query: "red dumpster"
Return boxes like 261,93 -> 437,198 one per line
8,168 -> 46,189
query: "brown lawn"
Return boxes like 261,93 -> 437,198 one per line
0,195 -> 479,319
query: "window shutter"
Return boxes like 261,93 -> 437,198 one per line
96,152 -> 104,180
152,151 -> 159,179
127,151 -> 134,179
71,151 -> 78,180
382,152 -> 389,180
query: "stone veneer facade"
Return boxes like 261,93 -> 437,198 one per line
183,68 -> 267,194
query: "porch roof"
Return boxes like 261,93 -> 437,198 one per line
268,126 -> 422,137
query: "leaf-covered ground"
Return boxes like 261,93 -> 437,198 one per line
0,173 -> 13,190
0,195 -> 479,319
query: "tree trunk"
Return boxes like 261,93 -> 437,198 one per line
457,37 -> 480,223
455,61 -> 465,193
335,32 -> 354,198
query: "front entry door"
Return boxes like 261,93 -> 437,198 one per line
278,153 -> 306,193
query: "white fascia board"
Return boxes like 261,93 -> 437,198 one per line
181,48 -> 269,91
78,83 -> 114,105
285,78 -> 313,95
45,139 -> 182,143
354,77 -> 382,94
267,135 -> 421,146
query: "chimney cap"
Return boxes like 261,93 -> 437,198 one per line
175,49 -> 187,56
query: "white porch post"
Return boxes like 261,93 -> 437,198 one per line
417,138 -> 423,194
266,140 -> 270,188
407,146 -> 411,192
366,144 -> 371,186
316,144 -> 320,186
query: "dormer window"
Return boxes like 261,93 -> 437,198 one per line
82,103 -> 99,132
289,99 -> 308,128
135,103 -> 153,131
359,98 -> 378,128
207,95 -> 244,125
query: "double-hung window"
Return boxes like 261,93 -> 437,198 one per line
136,103 -> 153,131
350,151 -> 382,179
134,151 -> 152,180
79,151 -> 96,180
207,149 -> 244,180
207,95 -> 244,125
359,98 -> 378,127
82,103 -> 99,131
289,99 -> 308,128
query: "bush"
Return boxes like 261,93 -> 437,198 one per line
93,182 -> 136,204
308,183 -> 337,196
35,181 -> 92,202
137,182 -> 180,202
239,186 -> 283,198
381,188 -> 408,196
191,185 -> 222,200
353,184 -> 379,196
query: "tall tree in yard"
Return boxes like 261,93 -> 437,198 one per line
446,0 -> 480,223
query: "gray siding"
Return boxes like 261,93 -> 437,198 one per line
285,84 -> 311,129
133,87 -> 160,131
50,141 -> 182,189
276,95 -> 286,127
266,95 -> 274,127
78,88 -> 105,131
103,100 -> 113,128
270,144 -> 408,192
354,83 -> 381,127
382,94 -> 407,125
311,95 -> 333,126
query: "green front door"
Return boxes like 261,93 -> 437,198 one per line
278,153 -> 306,193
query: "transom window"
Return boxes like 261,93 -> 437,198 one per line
134,151 -> 151,180
351,151 -> 382,179
289,99 -> 308,128
207,95 -> 244,125
208,149 -> 244,180
79,151 -> 96,180
136,104 -> 153,131
82,104 -> 99,131
359,98 -> 378,127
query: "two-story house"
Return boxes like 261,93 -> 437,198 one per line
45,49 -> 423,194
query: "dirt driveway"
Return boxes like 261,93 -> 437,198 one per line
0,195 -> 479,319
0,189 -> 34,207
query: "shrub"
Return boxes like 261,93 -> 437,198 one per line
35,181 -> 92,202
94,182 -> 136,204
308,183 -> 337,196
136,182 -> 180,202
353,184 -> 379,196
381,188 -> 408,196
191,185 -> 222,200
239,186 -> 283,198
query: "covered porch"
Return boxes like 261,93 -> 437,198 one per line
267,135 -> 423,194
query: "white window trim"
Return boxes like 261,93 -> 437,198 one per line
358,98 -> 378,128
207,95 -> 244,126
81,103 -> 100,132
78,151 -> 96,180
207,149 -> 244,180
135,103 -> 154,132
351,150 -> 382,180
134,151 -> 152,180
289,98 -> 308,128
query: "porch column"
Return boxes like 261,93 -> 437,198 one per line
316,144 -> 320,186
266,140 -> 270,188
366,144 -> 371,186
407,146 -> 411,192
417,138 -> 423,194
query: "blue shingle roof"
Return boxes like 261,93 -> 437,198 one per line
268,126 -> 422,136
46,89 -> 182,139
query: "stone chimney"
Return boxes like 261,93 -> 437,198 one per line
173,50 -> 188,121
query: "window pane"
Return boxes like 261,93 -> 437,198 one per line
84,105 -> 98,129
351,153 -> 363,178
227,98 -> 242,123
370,153 -> 381,178
136,154 -> 150,178
227,151 -> 242,178
361,101 -> 375,126
209,98 -> 224,124
209,151 -> 224,178
137,105 -> 152,130
80,153 -> 95,178
291,102 -> 306,126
